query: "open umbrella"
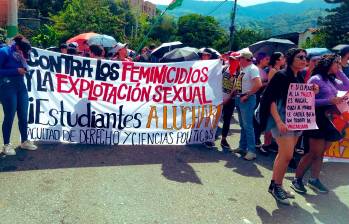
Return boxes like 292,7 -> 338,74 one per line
160,47 -> 199,62
151,41 -> 185,59
332,44 -> 349,52
198,47 -> 221,59
306,48 -> 331,58
249,38 -> 296,56
87,34 -> 117,48
67,32 -> 98,52
46,46 -> 60,53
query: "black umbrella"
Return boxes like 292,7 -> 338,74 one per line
151,41 -> 185,59
249,38 -> 296,56
198,47 -> 221,59
160,47 -> 199,62
46,46 -> 60,52
332,44 -> 349,52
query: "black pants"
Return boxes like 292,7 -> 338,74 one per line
222,98 -> 235,138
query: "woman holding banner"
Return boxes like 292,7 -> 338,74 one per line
0,35 -> 37,155
259,48 -> 309,205
292,54 -> 349,194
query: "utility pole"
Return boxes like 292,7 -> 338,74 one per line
7,0 -> 18,38
229,0 -> 238,51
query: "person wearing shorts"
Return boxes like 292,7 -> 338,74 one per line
292,54 -> 349,194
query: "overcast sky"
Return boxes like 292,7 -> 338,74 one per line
148,0 -> 303,7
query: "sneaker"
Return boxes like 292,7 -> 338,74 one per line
291,178 -> 307,194
268,181 -> 295,199
308,179 -> 329,194
271,184 -> 290,205
232,148 -> 246,155
203,141 -> 215,148
20,140 -> 37,151
244,152 -> 257,161
220,139 -> 231,149
3,144 -> 16,156
284,188 -> 296,199
257,146 -> 269,156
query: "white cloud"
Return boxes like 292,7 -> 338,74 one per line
147,0 -> 303,7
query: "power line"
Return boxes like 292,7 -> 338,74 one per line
207,0 -> 228,16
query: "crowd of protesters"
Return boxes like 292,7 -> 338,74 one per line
1,34 -> 349,206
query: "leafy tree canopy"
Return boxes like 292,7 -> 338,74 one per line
320,0 -> 349,47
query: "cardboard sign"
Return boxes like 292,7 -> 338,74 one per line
285,83 -> 318,130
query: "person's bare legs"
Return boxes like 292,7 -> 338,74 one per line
272,136 -> 299,185
310,141 -> 332,179
295,138 -> 325,178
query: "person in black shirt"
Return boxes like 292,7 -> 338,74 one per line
260,48 -> 312,205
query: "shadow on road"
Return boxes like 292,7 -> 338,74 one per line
256,161 -> 349,224
256,204 -> 316,224
0,143 -> 264,184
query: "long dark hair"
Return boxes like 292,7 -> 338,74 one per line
312,54 -> 340,83
285,48 -> 306,67
269,52 -> 283,67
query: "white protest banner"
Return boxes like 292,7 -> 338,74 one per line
26,48 -> 223,145
285,83 -> 318,130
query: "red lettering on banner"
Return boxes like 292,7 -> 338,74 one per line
55,74 -> 213,105
120,62 -> 210,85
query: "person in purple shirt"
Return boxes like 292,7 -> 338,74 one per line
0,35 -> 37,155
291,54 -> 349,194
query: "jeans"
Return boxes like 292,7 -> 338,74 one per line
254,92 -> 262,145
222,98 -> 235,138
0,76 -> 29,144
236,95 -> 256,153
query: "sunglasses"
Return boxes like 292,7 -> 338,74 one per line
296,55 -> 307,61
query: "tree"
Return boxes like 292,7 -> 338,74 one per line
31,25 -> 59,48
177,14 -> 228,52
149,15 -> 178,43
301,30 -> 327,49
20,0 -> 65,17
108,0 -> 137,38
231,28 -> 266,51
319,0 -> 349,47
51,0 -> 125,43
0,28 -> 6,43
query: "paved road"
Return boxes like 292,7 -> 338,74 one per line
0,111 -> 348,224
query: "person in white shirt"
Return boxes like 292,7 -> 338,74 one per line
232,49 -> 262,160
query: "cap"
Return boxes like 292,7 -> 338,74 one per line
229,51 -> 241,59
237,49 -> 253,60
113,42 -> 128,53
